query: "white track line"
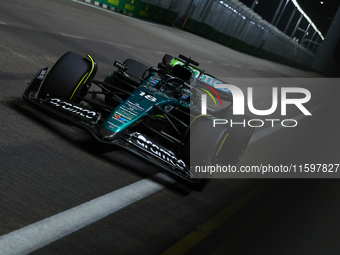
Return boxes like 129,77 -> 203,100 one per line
0,173 -> 174,255
60,33 -> 84,39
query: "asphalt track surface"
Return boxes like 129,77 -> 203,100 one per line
1,0 -> 340,254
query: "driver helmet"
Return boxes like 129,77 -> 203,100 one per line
162,82 -> 177,96
173,64 -> 193,82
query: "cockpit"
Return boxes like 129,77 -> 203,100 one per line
143,64 -> 195,103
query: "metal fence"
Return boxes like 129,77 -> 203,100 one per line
142,0 -> 315,68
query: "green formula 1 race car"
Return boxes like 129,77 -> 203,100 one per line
23,52 -> 254,190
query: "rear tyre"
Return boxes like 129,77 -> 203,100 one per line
103,59 -> 148,90
158,54 -> 174,73
38,52 -> 92,101
123,59 -> 149,79
103,59 -> 148,104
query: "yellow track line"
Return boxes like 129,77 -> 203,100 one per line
161,180 -> 272,255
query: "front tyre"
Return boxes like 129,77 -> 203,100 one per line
38,52 -> 94,101
215,108 -> 254,166
189,153 -> 216,191
181,116 -> 228,191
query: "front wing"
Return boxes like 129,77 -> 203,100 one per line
23,68 -> 192,182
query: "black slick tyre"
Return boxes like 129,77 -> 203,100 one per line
181,116 -> 228,191
123,59 -> 148,79
38,52 -> 92,101
103,59 -> 148,103
215,107 -> 254,166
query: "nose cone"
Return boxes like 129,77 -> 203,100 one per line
100,125 -> 118,141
